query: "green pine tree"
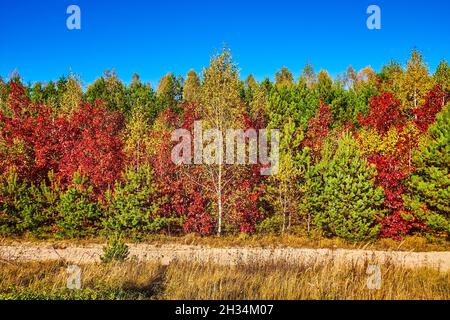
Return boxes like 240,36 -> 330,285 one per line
56,173 -> 102,238
406,103 -> 450,236
104,165 -> 158,236
307,134 -> 384,241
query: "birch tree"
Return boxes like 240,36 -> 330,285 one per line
198,48 -> 246,235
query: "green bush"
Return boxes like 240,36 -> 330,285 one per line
256,215 -> 284,234
147,216 -> 183,234
101,234 -> 130,263
56,172 -> 102,238
0,170 -> 58,237
103,165 -> 158,236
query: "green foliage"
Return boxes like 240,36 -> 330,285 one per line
147,216 -> 183,234
0,171 -> 59,237
101,234 -> 130,263
104,165 -> 158,236
56,172 -> 102,238
434,60 -> 450,91
127,73 -> 158,122
0,77 -> 10,114
268,80 -> 319,129
85,70 -> 127,113
156,73 -> 183,112
406,104 -> 450,236
330,81 -> 377,126
0,170 -> 35,235
60,74 -> 83,114
0,48 -> 448,243
264,119 -> 309,233
316,70 -> 335,105
256,215 -> 284,234
306,135 -> 384,241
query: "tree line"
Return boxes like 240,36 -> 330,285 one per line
0,48 -> 448,241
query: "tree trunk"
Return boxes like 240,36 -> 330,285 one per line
217,164 -> 222,236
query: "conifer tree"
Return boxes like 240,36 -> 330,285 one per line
406,104 -> 450,236
104,165 -> 158,235
308,134 -> 384,241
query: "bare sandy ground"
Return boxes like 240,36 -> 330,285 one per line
1,243 -> 449,271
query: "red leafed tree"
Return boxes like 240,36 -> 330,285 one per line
358,92 -> 405,134
227,165 -> 264,233
1,82 -> 125,196
302,101 -> 332,158
57,101 -> 125,195
358,91 -> 428,239
183,191 -> 213,235
368,154 -> 407,211
0,82 -> 41,180
151,103 -> 265,235
150,105 -> 214,235
34,107 -> 70,176
380,211 -> 426,240
368,153 -> 425,239
413,85 -> 448,132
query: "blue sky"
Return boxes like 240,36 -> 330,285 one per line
0,0 -> 449,87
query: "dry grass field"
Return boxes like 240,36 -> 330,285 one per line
0,259 -> 449,300
1,236 -> 449,300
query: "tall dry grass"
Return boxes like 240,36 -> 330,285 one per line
163,259 -> 450,299
1,258 -> 449,300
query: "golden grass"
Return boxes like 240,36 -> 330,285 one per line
1,259 -> 449,300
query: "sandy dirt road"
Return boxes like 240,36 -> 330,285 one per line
1,243 -> 449,271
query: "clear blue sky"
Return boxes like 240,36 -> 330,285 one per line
0,0 -> 449,87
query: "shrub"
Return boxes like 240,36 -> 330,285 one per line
56,172 -> 102,238
0,170 -> 59,237
103,165 -> 158,236
256,215 -> 284,234
101,234 -> 130,263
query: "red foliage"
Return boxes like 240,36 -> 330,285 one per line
183,191 -> 213,235
303,101 -> 332,158
380,210 -> 426,240
57,102 -> 125,194
0,83 -> 42,180
357,91 -> 433,239
368,151 -> 426,239
150,105 -> 213,235
413,85 -> 447,132
228,176 -> 264,233
226,113 -> 266,233
33,107 -> 69,176
8,82 -> 33,116
369,155 -> 407,211
358,92 -> 405,135
0,83 -> 125,196
150,104 -> 265,234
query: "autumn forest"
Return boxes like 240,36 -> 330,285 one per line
0,48 -> 449,243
